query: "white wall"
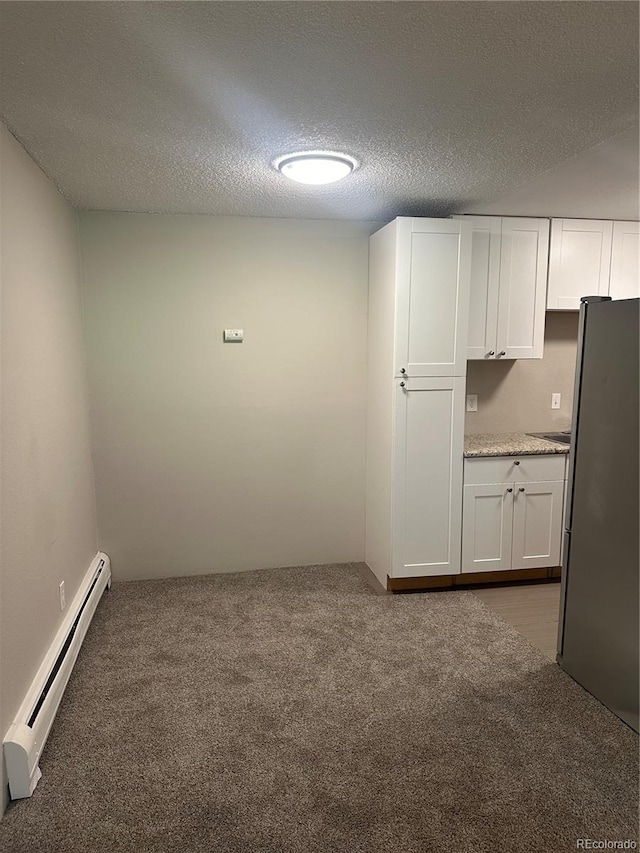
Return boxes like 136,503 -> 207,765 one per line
79,213 -> 373,581
0,126 -> 98,811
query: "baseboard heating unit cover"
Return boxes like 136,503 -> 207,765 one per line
3,552 -> 111,800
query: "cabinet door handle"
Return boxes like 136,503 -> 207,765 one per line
487,351 -> 495,357
507,488 -> 513,493
519,487 -> 525,492
400,381 -> 406,388
498,351 -> 506,357
513,460 -> 520,465
400,368 -> 406,374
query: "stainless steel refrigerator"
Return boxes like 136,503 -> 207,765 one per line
557,296 -> 639,732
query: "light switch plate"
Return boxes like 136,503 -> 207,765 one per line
551,392 -> 561,410
223,329 -> 244,343
466,394 -> 478,412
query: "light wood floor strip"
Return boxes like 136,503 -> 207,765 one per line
471,582 -> 562,662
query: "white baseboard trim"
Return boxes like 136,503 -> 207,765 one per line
3,552 -> 111,800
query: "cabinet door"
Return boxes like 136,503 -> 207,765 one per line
395,218 -> 471,377
547,219 -> 613,310
392,377 -> 465,577
609,221 -> 639,300
466,217 -> 501,360
462,484 -> 514,573
512,480 -> 564,570
496,218 -> 549,359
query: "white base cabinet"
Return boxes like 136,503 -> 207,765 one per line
462,483 -> 514,572
462,456 -> 566,574
511,480 -> 564,570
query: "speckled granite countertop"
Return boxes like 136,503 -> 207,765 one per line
464,433 -> 570,458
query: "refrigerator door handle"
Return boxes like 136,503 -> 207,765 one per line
556,529 -> 572,660
564,296 -> 612,533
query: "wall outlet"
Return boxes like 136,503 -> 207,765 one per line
551,392 -> 561,410
223,329 -> 243,343
59,581 -> 66,611
466,394 -> 478,412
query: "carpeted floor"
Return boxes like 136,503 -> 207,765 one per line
1,564 -> 638,852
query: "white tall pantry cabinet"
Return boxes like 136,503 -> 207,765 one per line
365,218 -> 471,588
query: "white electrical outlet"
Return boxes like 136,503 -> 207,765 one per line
466,394 -> 478,412
551,392 -> 561,410
59,581 -> 66,611
223,329 -> 243,343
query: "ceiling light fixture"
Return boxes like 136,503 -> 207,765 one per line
273,151 -> 358,185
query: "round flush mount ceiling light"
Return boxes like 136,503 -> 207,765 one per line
273,151 -> 358,185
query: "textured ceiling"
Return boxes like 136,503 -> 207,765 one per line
466,125 -> 640,221
0,1 -> 638,220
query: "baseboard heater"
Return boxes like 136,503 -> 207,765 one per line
3,552 -> 111,800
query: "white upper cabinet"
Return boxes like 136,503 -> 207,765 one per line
609,221 -> 640,300
462,216 -> 549,360
497,218 -> 550,359
547,218 -> 639,308
466,217 -> 501,360
547,219 -> 613,310
394,218 -> 471,377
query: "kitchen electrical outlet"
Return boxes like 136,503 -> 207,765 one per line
551,392 -> 561,410
59,581 -> 66,611
466,394 -> 478,412
223,329 -> 243,343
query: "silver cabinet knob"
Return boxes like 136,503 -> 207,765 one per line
487,351 -> 495,356
498,351 -> 506,357
519,487 -> 525,492
513,460 -> 520,465
507,488 -> 513,493
400,368 -> 406,374
400,381 -> 406,388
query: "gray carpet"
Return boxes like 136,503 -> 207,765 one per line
1,564 -> 638,852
